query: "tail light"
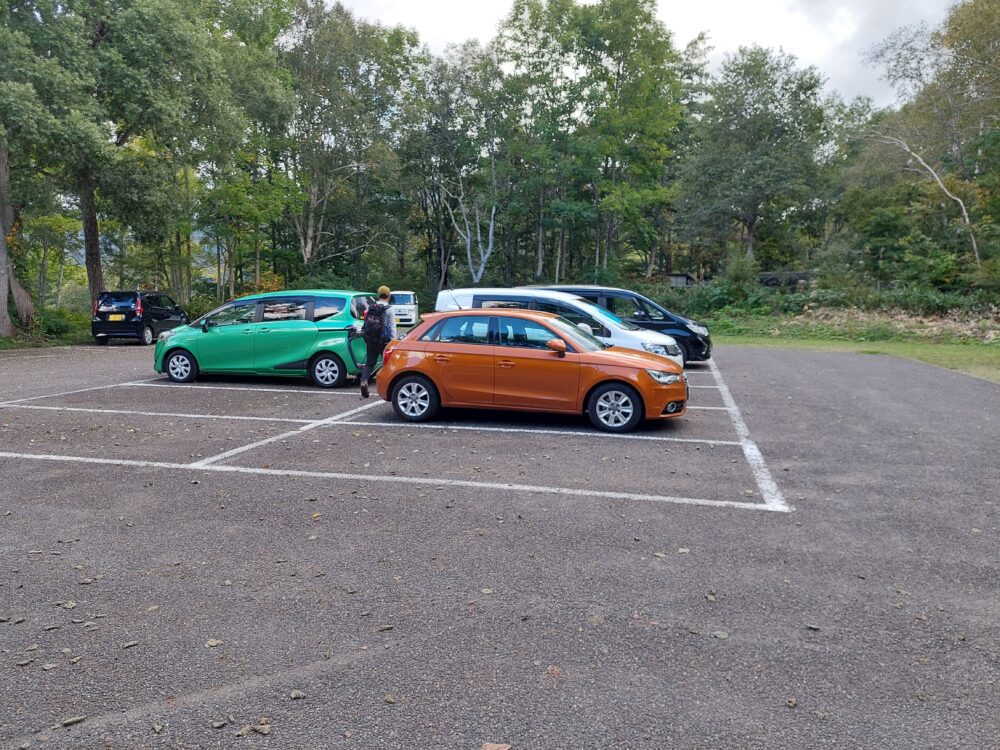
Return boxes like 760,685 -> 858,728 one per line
134,297 -> 143,317
383,344 -> 397,361
92,299 -> 99,316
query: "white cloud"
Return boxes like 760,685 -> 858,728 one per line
340,0 -> 952,106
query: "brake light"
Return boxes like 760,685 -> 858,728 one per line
92,299 -> 99,316
134,297 -> 143,317
383,344 -> 397,361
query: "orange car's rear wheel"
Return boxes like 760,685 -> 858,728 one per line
391,375 -> 440,422
587,382 -> 643,433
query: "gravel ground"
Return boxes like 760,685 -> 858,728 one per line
0,343 -> 997,750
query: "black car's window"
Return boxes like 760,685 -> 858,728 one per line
425,316 -> 492,345
536,301 -> 609,338
160,295 -> 176,308
142,294 -> 160,308
496,318 -> 557,350
638,297 -> 666,321
206,302 -> 257,327
262,298 -> 308,321
97,292 -> 137,310
313,296 -> 346,322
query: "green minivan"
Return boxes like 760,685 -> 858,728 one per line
153,290 -> 375,388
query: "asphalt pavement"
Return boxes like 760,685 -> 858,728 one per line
0,342 -> 996,750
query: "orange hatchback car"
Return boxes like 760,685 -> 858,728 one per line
375,309 -> 688,432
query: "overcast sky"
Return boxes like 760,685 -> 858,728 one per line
340,0 -> 953,107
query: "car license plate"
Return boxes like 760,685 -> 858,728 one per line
108,314 -> 125,321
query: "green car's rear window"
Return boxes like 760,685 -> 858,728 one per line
314,296 -> 346,322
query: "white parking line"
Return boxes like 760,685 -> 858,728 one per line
190,400 -> 383,467
708,359 -> 790,512
688,385 -> 721,389
333,420 -> 741,446
126,381 -> 356,396
0,451 -> 787,513
0,403 -> 314,424
0,380 -> 147,406
686,406 -> 729,411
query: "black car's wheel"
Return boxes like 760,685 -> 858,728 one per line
309,352 -> 346,388
587,382 -> 643,433
94,337 -> 109,346
165,349 -> 198,383
141,326 -> 155,345
391,375 -> 440,423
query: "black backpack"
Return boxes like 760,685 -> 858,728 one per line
362,301 -> 387,342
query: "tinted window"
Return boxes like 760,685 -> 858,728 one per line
638,298 -> 667,321
426,316 -> 491,345
390,293 -> 415,305
496,318 -> 557,349
206,302 -> 257,327
535,301 -> 609,338
262,298 -> 308,321
97,292 -> 137,310
142,294 -> 161,308
610,295 -> 664,321
160,295 -> 177,308
313,296 -> 346,322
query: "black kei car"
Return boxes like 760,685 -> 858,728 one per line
530,285 -> 712,363
91,291 -> 189,346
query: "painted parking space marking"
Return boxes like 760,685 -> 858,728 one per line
0,451 -> 786,512
191,400 -> 383,467
708,358 -> 789,512
125,381 -> 357,396
686,405 -> 729,411
0,380 -> 147,406
688,385 -> 721,389
333,419 -> 742,446
0,403 -> 315,425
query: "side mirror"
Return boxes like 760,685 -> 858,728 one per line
633,310 -> 648,320
546,339 -> 567,358
577,322 -> 594,337
200,320 -> 209,332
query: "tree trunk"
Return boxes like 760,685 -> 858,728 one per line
0,142 -> 35,332
216,237 -> 223,301
38,242 -> 49,310
254,234 -> 260,289
79,172 -> 103,305
56,248 -> 66,308
535,194 -> 544,278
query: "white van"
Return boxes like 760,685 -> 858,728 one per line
390,291 -> 419,327
435,288 -> 685,367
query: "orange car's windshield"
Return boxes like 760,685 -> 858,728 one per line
543,316 -> 607,352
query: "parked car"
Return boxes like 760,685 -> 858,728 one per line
529,285 -> 712,362
154,290 -> 374,387
435,288 -> 684,368
377,309 -> 687,433
390,291 -> 419,327
92,291 -> 188,346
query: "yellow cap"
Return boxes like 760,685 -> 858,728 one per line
377,285 -> 391,297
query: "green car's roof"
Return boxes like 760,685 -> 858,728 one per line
231,289 -> 374,303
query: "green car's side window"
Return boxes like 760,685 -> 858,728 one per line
206,302 -> 257,327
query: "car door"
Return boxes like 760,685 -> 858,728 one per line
422,315 -> 495,406
253,297 -> 317,372
142,294 -> 165,334
493,316 -> 579,411
159,294 -> 185,331
195,300 -> 259,372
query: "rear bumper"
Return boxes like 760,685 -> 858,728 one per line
92,322 -> 142,339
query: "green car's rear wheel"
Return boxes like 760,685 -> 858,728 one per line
309,352 -> 346,388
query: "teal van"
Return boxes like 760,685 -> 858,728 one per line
153,290 -> 374,388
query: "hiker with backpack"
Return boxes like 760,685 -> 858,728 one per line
359,285 -> 397,398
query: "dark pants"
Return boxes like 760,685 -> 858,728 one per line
360,338 -> 386,386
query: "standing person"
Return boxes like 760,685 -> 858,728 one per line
359,286 -> 397,398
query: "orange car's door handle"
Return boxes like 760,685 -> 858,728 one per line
433,355 -> 451,364
497,360 -> 515,368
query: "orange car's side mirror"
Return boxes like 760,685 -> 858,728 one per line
546,339 -> 567,358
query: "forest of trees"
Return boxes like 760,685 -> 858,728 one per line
1,0 -> 998,338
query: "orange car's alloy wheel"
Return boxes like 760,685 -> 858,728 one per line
391,375 -> 440,422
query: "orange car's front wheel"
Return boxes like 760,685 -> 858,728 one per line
587,383 -> 643,433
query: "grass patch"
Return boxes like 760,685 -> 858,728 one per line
716,335 -> 1000,383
